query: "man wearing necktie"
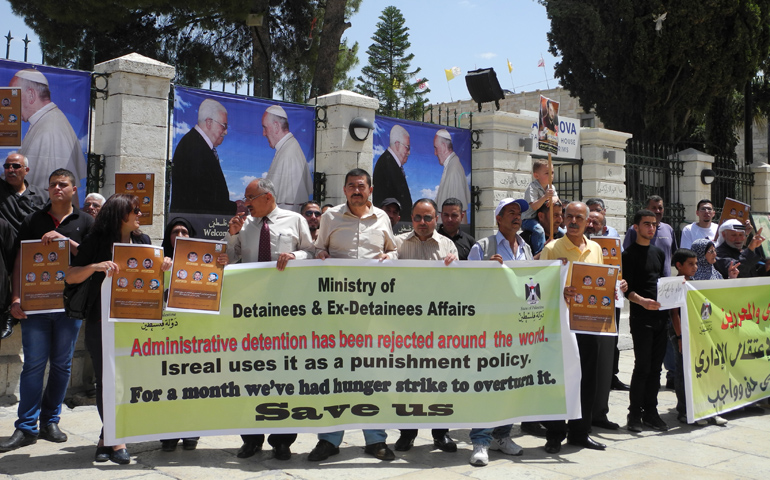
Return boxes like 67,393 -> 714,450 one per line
170,98 -> 236,215
224,177 -> 314,459
373,124 -> 413,221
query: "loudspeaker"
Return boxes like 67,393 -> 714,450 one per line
465,68 -> 505,112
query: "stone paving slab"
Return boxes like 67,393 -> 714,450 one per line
1,350 -> 768,479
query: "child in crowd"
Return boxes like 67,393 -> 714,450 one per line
670,248 -> 727,426
522,159 -> 559,254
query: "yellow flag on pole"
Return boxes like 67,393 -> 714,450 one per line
507,59 -> 513,73
445,66 -> 461,81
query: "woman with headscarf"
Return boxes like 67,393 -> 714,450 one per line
691,238 -> 738,280
161,217 -> 196,258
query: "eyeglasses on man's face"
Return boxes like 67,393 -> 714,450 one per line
243,191 -> 269,203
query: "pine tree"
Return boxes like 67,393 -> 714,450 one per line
356,6 -> 429,117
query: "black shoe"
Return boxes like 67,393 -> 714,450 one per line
520,422 -> 548,437
611,376 -> 630,391
591,419 -> 620,430
308,439 -> 340,461
161,439 -> 179,452
394,434 -> 415,451
567,436 -> 606,450
236,441 -> 263,458
182,438 -> 198,450
94,446 -> 111,462
110,447 -> 131,465
0,429 -> 37,452
273,442 -> 291,460
433,434 -> 457,452
0,315 -> 15,339
627,414 -> 643,433
665,378 -> 675,390
39,423 -> 68,443
544,439 -> 561,454
642,413 -> 669,431
364,442 -> 395,461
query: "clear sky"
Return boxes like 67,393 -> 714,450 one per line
0,0 -> 561,103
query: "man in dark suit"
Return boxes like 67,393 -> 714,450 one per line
373,124 -> 413,221
170,99 -> 236,215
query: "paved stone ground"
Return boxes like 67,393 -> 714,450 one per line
1,348 -> 768,479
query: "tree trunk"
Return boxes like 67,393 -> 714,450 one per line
310,0 -> 350,99
250,0 -> 272,98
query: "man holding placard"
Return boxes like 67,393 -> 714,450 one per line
0,168 -> 92,452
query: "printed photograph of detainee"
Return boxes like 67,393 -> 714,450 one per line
588,295 -> 597,305
574,293 -> 584,304
41,271 -> 50,282
187,252 -> 198,262
601,296 -> 611,306
202,253 -> 213,264
55,271 -> 65,281
125,182 -> 134,190
177,269 -> 188,279
127,257 -> 138,268
117,277 -> 128,288
583,275 -> 592,286
537,95 -> 559,154
596,277 -> 605,287
137,181 -> 145,190
208,272 -> 219,283
143,258 -> 153,269
134,278 -> 144,289
150,279 -> 160,290
33,253 -> 43,263
48,252 -> 58,262
611,247 -> 617,256
143,196 -> 150,205
602,247 -> 609,256
25,272 -> 35,282
193,271 -> 203,281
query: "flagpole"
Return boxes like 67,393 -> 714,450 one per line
447,79 -> 454,102
547,152 -> 553,243
507,59 -> 515,93
540,54 -> 550,89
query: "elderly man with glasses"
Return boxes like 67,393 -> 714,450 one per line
224,177 -> 314,461
82,193 -> 106,218
169,98 -> 236,215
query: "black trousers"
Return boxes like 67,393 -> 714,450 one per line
241,433 -> 297,447
628,318 -> 667,416
84,320 -> 104,439
545,333 -> 599,442
398,429 -> 448,440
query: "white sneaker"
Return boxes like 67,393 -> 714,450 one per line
694,419 -> 708,426
711,415 -> 728,425
469,444 -> 489,466
489,437 -> 524,456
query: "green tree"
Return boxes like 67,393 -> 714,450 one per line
539,0 -> 770,145
9,0 -> 361,101
356,6 -> 429,117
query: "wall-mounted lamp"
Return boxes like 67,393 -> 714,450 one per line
349,117 -> 374,141
518,137 -> 534,152
701,168 -> 716,185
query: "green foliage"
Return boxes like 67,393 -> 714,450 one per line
9,0 -> 361,100
540,0 -> 770,147
355,6 -> 429,117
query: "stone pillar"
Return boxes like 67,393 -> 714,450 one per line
678,148 -> 715,229
471,111 -> 538,238
751,162 -> 770,213
93,53 -> 175,242
580,129 -> 633,235
312,90 -> 380,206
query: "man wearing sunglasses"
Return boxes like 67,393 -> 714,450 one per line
0,168 -> 93,453
0,152 -> 47,234
392,198 -> 458,455
300,200 -> 322,241
169,99 -> 236,215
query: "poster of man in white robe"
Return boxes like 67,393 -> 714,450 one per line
0,59 -> 91,205
373,116 -> 473,230
170,87 -> 315,240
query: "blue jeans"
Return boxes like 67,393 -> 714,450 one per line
16,312 -> 82,435
522,219 -> 545,254
469,424 -> 512,446
319,429 -> 387,447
